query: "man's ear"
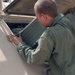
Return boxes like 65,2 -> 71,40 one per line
41,13 -> 47,20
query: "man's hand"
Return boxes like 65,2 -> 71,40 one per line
7,34 -> 22,46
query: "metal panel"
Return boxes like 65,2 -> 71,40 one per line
56,0 -> 75,13
4,0 -> 75,15
4,0 -> 37,15
19,18 -> 46,48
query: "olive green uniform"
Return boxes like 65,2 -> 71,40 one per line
17,13 -> 75,75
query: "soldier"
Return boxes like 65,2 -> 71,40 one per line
7,0 -> 75,75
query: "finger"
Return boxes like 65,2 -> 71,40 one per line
10,34 -> 16,37
6,35 -> 10,40
6,35 -> 13,42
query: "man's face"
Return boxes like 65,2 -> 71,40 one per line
35,10 -> 53,27
36,13 -> 46,26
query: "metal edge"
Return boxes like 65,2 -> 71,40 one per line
4,0 -> 20,14
3,0 -> 35,15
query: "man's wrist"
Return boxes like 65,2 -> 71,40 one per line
17,42 -> 26,51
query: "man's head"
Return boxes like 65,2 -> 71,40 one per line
34,0 -> 58,27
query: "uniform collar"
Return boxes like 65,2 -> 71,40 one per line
50,13 -> 64,27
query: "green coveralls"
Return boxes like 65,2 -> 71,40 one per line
17,13 -> 75,75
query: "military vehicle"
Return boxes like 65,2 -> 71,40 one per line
0,0 -> 75,75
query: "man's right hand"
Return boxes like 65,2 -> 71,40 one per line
7,34 -> 22,46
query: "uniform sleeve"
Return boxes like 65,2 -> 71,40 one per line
17,30 -> 55,65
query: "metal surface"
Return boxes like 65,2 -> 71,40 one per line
1,14 -> 35,23
20,18 -> 46,48
4,0 -> 37,15
0,20 -> 45,75
56,0 -> 75,13
0,0 -> 2,14
4,0 -> 75,15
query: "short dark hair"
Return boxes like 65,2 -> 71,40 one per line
34,0 -> 58,17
